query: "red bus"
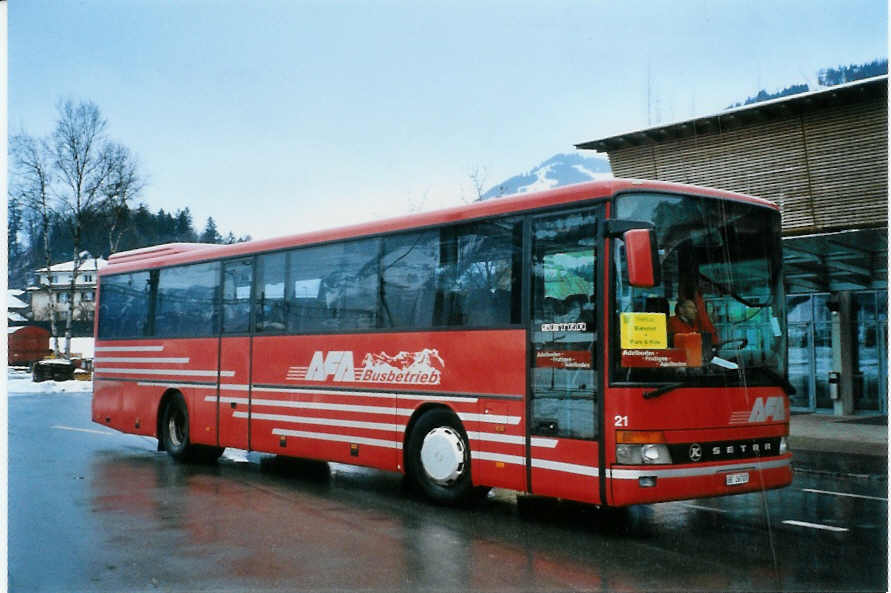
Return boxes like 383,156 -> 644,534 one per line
93,179 -> 792,506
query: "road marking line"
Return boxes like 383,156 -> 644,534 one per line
801,488 -> 887,502
782,520 -> 849,532
679,503 -> 730,513
51,425 -> 117,436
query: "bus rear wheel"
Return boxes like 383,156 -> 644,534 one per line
406,409 -> 473,505
160,393 -> 222,463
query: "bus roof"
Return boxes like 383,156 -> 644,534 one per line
102,178 -> 776,275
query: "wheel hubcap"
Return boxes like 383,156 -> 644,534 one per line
420,427 -> 466,485
168,410 -> 184,448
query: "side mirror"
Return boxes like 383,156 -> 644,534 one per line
624,228 -> 660,288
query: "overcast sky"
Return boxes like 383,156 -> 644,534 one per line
9,1 -> 888,242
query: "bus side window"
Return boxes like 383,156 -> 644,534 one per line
222,258 -> 253,334
380,231 -> 438,329
154,262 -> 220,338
288,238 -> 379,333
255,252 -> 287,333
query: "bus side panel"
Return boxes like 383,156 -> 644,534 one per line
530,439 -> 600,504
218,337 -> 250,450
245,331 -> 526,474
93,338 -> 221,446
471,399 -> 527,492
248,335 -> 399,469
162,338 -> 220,448
92,377 -> 123,431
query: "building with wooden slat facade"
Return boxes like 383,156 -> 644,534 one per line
577,75 -> 888,416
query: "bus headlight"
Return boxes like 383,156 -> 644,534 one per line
616,444 -> 672,465
779,436 -> 788,455
641,444 -> 672,464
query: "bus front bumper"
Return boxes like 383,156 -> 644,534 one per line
608,455 -> 793,506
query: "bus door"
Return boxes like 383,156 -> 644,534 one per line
528,209 -> 601,503
217,257 -> 254,451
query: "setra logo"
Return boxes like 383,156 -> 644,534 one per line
292,349 -> 445,385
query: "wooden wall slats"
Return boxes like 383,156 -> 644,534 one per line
606,95 -> 888,235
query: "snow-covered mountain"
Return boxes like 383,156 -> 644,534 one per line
481,152 -> 612,200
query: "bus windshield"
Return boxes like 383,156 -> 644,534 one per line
613,192 -> 787,388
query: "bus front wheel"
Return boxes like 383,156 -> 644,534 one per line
406,409 -> 473,505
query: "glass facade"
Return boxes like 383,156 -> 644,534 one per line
786,290 -> 887,414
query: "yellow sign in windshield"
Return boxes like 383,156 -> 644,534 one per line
620,312 -> 668,350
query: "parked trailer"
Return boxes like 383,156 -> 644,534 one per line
8,326 -> 51,366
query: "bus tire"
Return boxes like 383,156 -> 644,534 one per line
405,409 -> 473,505
193,444 -> 225,463
160,393 -> 195,462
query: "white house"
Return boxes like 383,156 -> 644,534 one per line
28,255 -> 108,323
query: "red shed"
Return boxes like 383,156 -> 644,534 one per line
8,326 -> 52,366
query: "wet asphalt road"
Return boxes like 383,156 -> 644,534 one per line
9,389 -> 888,592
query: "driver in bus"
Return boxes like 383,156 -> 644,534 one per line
668,298 -> 719,347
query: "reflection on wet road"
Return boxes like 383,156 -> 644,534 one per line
10,392 -> 887,592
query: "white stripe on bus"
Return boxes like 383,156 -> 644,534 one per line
211,396 -> 407,416
207,395 -> 516,425
458,412 -> 521,425
272,428 -> 401,450
94,357 -> 190,364
137,382 -> 218,390
472,451 -> 527,465
96,367 -> 234,378
466,433 -> 557,448
532,458 -> 599,477
95,345 -> 164,352
468,432 -> 525,445
237,411 -> 402,432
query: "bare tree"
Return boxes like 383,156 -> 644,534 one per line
10,131 -> 61,354
102,143 -> 145,254
468,166 -> 488,202
51,99 -> 118,357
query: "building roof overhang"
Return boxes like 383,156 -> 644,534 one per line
575,75 -> 888,153
784,228 -> 888,293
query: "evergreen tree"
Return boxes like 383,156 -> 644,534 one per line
819,59 -> 888,86
7,195 -> 25,286
175,208 -> 198,242
200,217 -> 221,244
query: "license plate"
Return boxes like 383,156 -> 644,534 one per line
725,472 -> 750,486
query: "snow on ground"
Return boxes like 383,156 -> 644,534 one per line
69,337 -> 95,358
6,337 -> 95,395
49,337 -> 94,358
222,448 -> 250,463
6,367 -> 93,395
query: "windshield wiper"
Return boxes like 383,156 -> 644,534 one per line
698,271 -> 771,308
643,382 -> 689,399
